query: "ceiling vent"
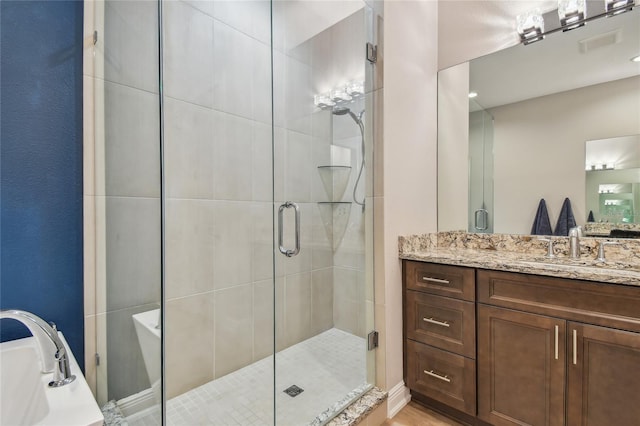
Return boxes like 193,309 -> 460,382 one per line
579,29 -> 623,53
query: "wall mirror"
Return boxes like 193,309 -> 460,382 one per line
437,6 -> 640,236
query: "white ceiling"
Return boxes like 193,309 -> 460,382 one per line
468,7 -> 640,109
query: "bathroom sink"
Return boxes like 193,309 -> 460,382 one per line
0,333 -> 103,426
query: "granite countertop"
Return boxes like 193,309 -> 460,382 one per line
399,232 -> 640,287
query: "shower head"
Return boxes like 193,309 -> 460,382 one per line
332,106 -> 351,116
332,106 -> 364,126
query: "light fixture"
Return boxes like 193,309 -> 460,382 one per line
314,80 -> 364,110
330,87 -> 352,103
605,0 -> 635,16
314,93 -> 335,109
517,0 -> 635,46
468,91 -> 478,98
558,0 -> 586,31
345,81 -> 364,98
516,9 -> 545,44
631,54 -> 640,62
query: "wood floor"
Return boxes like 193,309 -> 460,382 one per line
382,401 -> 464,426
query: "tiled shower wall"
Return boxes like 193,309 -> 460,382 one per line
86,0 -> 162,404
88,0 -> 373,403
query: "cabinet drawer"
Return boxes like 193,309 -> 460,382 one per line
477,269 -> 640,333
406,291 -> 475,358
404,261 -> 475,301
406,340 -> 476,415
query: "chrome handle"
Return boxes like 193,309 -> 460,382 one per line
422,277 -> 450,285
597,241 -> 619,262
475,209 -> 488,231
278,202 -> 300,257
424,370 -> 451,383
573,329 -> 577,365
423,317 -> 450,327
554,325 -> 559,360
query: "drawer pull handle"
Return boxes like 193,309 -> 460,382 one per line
424,369 -> 451,383
422,277 -> 450,285
423,317 -> 450,327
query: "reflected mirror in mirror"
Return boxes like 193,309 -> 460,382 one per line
437,5 -> 640,236
586,135 -> 640,224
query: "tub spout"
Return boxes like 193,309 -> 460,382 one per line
0,309 -> 76,387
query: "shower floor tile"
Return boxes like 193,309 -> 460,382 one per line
126,328 -> 367,426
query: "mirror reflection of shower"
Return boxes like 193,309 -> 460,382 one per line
332,106 -> 365,211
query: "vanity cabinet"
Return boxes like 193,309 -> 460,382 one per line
477,306 -> 565,426
403,261 -> 477,415
567,323 -> 640,425
402,260 -> 640,426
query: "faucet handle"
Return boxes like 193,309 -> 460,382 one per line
538,238 -> 557,258
596,241 -> 619,262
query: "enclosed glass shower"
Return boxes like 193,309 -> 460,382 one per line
87,1 -> 379,424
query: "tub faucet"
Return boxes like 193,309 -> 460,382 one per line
569,226 -> 582,258
0,309 -> 76,387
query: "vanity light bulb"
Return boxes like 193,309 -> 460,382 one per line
558,0 -> 586,30
631,55 -> 640,63
468,92 -> 478,98
330,87 -> 352,103
314,93 -> 335,109
605,0 -> 635,16
516,9 -> 545,44
346,81 -> 364,97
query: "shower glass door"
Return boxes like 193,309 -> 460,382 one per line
95,0 -> 376,424
272,2 -> 375,424
161,0 -> 276,424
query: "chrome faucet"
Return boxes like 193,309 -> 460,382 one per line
0,309 -> 76,387
568,226 -> 582,258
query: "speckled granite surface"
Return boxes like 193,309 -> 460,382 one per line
325,387 -> 387,426
399,231 -> 640,286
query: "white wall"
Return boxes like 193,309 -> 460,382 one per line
382,0 -> 438,416
491,76 -> 640,234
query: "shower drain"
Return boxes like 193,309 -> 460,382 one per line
283,385 -> 304,397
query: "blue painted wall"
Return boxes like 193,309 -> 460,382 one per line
1,0 -> 84,370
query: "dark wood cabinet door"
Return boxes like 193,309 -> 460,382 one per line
567,322 -> 640,426
478,305 -> 566,426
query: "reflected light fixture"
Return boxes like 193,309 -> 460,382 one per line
468,92 -> 478,98
345,81 -> 364,97
517,9 -> 545,44
631,55 -> 640,62
314,94 -> 335,109
605,0 -> 635,16
558,0 -> 586,31
330,87 -> 352,103
314,80 -> 364,110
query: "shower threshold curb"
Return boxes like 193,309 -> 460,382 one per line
325,387 -> 388,426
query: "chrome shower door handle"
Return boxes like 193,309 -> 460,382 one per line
278,201 -> 300,257
474,209 -> 488,231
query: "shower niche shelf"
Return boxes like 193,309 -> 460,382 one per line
317,166 -> 352,203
